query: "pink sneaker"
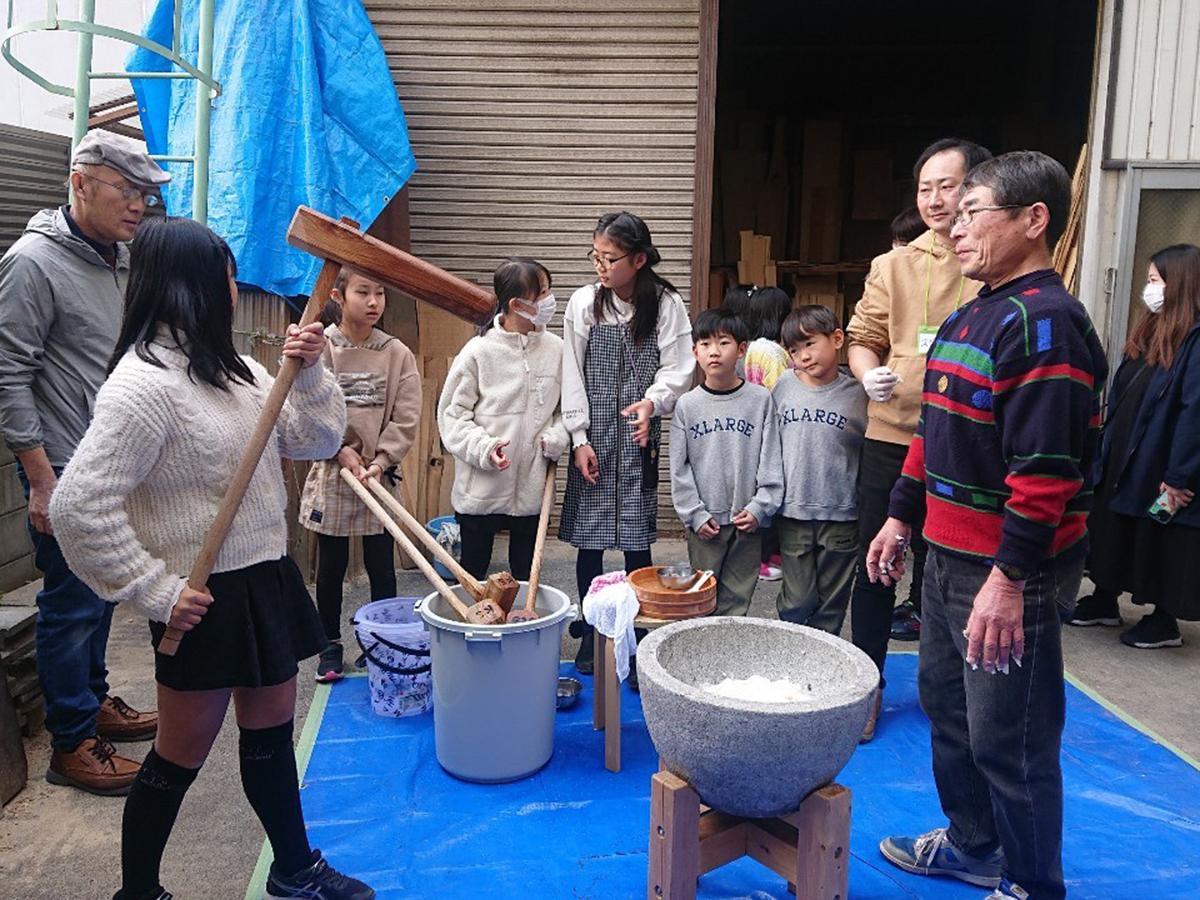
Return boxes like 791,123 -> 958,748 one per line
759,562 -> 782,582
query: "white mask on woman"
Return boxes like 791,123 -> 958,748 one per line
1142,282 -> 1165,314
515,294 -> 556,328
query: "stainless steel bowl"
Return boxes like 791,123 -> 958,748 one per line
556,676 -> 582,710
656,565 -> 697,590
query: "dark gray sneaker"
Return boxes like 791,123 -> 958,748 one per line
315,643 -> 344,683
879,827 -> 1004,888
266,850 -> 374,899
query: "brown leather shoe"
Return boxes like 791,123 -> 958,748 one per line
97,694 -> 158,741
860,688 -> 883,744
47,736 -> 140,796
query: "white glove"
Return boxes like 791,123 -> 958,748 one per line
862,366 -> 900,402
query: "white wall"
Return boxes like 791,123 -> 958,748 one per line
0,0 -> 155,135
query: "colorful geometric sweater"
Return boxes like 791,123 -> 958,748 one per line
887,269 -> 1108,573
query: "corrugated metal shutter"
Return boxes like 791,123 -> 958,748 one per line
365,0 -> 700,537
1107,0 -> 1200,161
0,125 -> 70,253
0,125 -> 70,590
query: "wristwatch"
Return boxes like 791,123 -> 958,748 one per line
993,560 -> 1031,583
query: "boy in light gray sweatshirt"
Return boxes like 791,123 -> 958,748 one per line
670,309 -> 783,615
771,305 -> 867,633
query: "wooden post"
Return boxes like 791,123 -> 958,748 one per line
649,771 -> 701,900
592,630 -> 607,731
789,784 -> 850,900
604,634 -> 621,772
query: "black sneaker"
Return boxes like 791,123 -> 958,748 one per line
890,605 -> 921,641
266,850 -> 374,900
1067,593 -> 1122,627
315,643 -> 344,683
1120,612 -> 1183,649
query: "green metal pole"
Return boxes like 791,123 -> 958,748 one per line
68,0 -> 96,206
192,0 -> 215,224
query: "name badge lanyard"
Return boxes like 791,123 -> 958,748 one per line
917,243 -> 965,355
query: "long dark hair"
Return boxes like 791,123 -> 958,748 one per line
592,212 -> 677,344
1125,244 -> 1200,370
741,286 -> 792,342
109,216 -> 255,389
479,257 -> 551,335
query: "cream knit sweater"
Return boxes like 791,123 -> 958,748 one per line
50,343 -> 346,624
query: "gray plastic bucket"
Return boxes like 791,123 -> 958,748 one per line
416,582 -> 575,783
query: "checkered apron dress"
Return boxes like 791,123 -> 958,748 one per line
558,320 -> 661,551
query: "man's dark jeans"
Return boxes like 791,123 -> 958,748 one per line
850,438 -> 927,684
919,548 -> 1083,900
18,466 -> 113,751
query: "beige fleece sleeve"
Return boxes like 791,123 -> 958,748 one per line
846,256 -> 893,359
372,343 -> 421,470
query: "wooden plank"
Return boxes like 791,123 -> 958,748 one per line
745,819 -> 798,885
851,148 -> 894,221
697,809 -> 747,873
798,121 -> 843,264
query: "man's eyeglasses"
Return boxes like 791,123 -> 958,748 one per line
951,204 -> 1027,229
78,172 -> 160,207
587,250 -> 629,270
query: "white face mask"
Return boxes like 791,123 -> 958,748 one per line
514,294 -> 556,328
1142,282 -> 1165,314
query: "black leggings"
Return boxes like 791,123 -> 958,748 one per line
575,548 -> 653,602
456,513 -> 539,582
315,532 -> 396,642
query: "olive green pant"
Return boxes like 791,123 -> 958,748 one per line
686,524 -> 762,616
776,517 -> 859,634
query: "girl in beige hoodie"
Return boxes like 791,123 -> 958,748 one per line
438,258 -> 569,581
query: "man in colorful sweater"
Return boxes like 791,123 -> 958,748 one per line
866,152 -> 1107,900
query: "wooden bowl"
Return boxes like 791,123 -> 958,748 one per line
628,566 -> 717,620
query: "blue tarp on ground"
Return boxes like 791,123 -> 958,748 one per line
292,654 -> 1200,898
127,0 -> 416,297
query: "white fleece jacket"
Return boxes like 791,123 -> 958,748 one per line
50,343 -> 346,624
437,319 -> 570,516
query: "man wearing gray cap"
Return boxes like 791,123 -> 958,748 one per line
0,130 -> 166,795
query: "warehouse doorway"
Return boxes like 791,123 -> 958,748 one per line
701,0 -> 1100,319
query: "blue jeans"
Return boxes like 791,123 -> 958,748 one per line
19,466 -> 113,750
919,548 -> 1083,900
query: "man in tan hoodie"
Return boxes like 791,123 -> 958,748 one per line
847,138 -> 992,740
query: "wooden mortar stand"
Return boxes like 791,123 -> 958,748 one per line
340,471 -> 504,626
506,464 -> 556,624
648,771 -> 851,900
364,478 -> 519,615
156,210 -> 495,657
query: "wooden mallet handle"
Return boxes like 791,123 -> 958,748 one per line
364,477 -> 485,601
526,464 -> 557,608
156,259 -> 341,657
339,468 -> 475,622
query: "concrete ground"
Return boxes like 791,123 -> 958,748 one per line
1,538 -> 1197,899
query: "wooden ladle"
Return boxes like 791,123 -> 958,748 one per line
507,464 -> 557,624
340,468 -> 504,625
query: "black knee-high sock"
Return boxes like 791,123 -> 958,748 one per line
120,748 -> 200,899
238,720 -> 313,877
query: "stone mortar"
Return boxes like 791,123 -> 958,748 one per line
637,617 -> 878,818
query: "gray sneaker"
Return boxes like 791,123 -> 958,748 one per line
879,827 -> 1004,888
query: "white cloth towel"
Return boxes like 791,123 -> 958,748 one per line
582,570 -> 640,682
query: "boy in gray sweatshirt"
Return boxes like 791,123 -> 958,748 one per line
771,305 -> 867,633
670,309 -> 783,615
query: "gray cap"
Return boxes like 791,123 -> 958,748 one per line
71,130 -> 170,187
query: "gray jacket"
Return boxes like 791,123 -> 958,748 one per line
0,208 -> 128,467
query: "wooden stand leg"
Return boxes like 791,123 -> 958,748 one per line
649,772 -> 701,900
787,784 -> 851,900
593,630 -> 607,730
604,634 -> 621,772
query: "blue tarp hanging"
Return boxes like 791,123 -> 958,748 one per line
128,0 -> 417,297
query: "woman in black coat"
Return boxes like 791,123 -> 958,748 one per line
1071,243 -> 1200,648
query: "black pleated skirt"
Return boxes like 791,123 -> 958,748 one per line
1088,505 -> 1200,621
150,556 -> 326,691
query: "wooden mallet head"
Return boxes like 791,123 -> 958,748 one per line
481,572 -> 521,615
